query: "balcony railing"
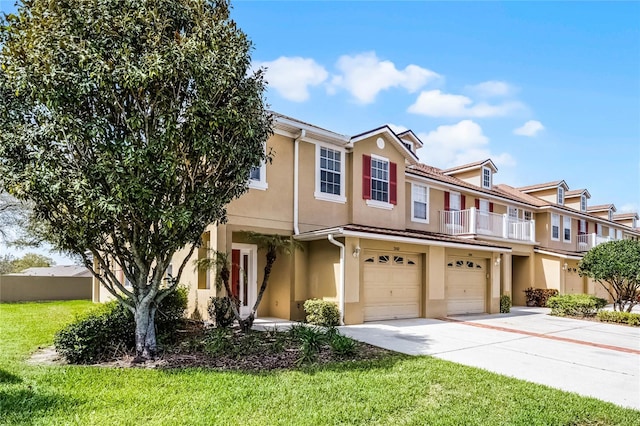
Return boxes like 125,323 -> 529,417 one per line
439,208 -> 535,242
577,234 -> 615,251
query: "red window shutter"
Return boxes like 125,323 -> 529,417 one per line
362,155 -> 371,200
389,162 -> 397,205
489,202 -> 494,212
231,249 -> 240,298
461,195 -> 466,210
444,191 -> 450,211
475,199 -> 480,209
586,222 -> 589,234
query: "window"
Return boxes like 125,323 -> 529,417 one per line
578,219 -> 587,235
363,154 -> 397,208
449,192 -> 461,211
482,167 -> 492,189
315,145 -> 346,203
563,216 -> 571,242
248,144 -> 268,190
551,213 -> 560,240
411,183 -> 429,223
371,157 -> 389,202
478,199 -> 490,230
524,211 -> 532,221
608,209 -> 613,221
596,223 -> 602,236
580,195 -> 587,212
508,207 -> 519,219
557,187 -> 564,205
616,229 -> 622,240
609,227 -> 615,239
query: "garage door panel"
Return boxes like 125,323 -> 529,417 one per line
363,251 -> 421,321
446,257 -> 486,315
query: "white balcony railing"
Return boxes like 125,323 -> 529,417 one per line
439,208 -> 535,242
577,234 -> 614,251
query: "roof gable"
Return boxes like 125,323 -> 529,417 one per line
443,159 -> 498,175
350,125 -> 419,163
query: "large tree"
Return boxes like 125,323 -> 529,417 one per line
579,239 -> 640,312
0,0 -> 271,360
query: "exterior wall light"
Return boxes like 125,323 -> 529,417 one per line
353,246 -> 361,258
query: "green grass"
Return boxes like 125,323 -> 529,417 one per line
1,301 -> 639,425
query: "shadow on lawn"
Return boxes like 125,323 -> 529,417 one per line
0,388 -> 78,425
0,368 -> 23,384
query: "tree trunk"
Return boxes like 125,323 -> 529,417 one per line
133,300 -> 157,362
240,246 -> 277,332
219,263 -> 243,324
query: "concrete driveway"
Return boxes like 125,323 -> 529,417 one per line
339,307 -> 640,410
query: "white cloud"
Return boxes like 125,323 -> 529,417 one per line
408,90 -> 524,118
513,120 -> 545,137
416,120 -> 516,169
255,56 -> 328,102
466,80 -> 514,98
387,123 -> 408,134
329,52 -> 440,104
619,203 -> 639,213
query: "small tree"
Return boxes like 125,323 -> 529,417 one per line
9,252 -> 55,272
579,239 -> 640,312
0,0 -> 271,360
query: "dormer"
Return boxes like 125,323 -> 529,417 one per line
442,159 -> 498,190
612,212 -> 639,229
517,180 -> 569,205
587,204 -> 617,221
396,129 -> 423,156
564,189 -> 591,212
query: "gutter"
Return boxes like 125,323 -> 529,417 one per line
327,234 -> 345,325
293,130 -> 305,235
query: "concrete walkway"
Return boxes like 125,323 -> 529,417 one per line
339,307 -> 640,410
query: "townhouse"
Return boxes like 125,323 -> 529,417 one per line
93,112 -> 640,324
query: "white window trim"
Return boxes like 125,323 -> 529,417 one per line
596,223 -> 602,236
609,226 -> 615,239
563,216 -> 571,243
508,206 -> 519,219
523,210 -> 532,221
608,209 -> 613,221
551,213 -> 560,241
314,142 -> 346,204
367,153 -> 392,208
248,144 -> 268,191
580,195 -> 587,212
411,183 -> 429,223
481,166 -> 492,189
557,187 -> 564,205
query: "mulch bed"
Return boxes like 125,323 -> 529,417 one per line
31,320 -> 392,371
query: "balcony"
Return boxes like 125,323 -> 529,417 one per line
439,208 -> 535,242
577,234 -> 615,252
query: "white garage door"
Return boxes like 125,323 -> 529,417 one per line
446,257 -> 486,315
363,252 -> 421,321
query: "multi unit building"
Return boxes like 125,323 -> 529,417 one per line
93,113 -> 640,324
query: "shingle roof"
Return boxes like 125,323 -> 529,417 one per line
443,159 -> 495,174
517,180 -> 567,192
613,212 -> 638,220
407,164 -> 539,208
565,189 -> 590,198
341,224 -> 511,250
6,265 -> 91,277
587,204 -> 616,212
492,184 -> 550,207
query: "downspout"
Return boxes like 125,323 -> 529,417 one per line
293,130 -> 305,235
327,234 -> 345,325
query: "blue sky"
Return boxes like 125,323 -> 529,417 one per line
1,1 -> 638,264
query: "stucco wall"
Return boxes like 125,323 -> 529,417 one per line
1,276 -> 92,302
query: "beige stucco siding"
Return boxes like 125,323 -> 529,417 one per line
351,135 -> 407,229
451,169 -> 481,187
534,254 -> 561,293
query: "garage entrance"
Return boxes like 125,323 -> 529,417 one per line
446,257 -> 487,315
363,251 -> 421,321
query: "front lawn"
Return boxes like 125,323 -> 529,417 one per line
1,301 -> 639,425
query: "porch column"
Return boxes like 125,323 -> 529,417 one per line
469,207 -> 477,234
529,220 -> 536,242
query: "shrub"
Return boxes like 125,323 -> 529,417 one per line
296,326 -> 326,366
596,310 -> 640,326
208,296 -> 235,328
500,295 -> 511,313
304,299 -> 340,327
329,332 -> 357,358
524,288 -> 559,307
55,287 -> 188,363
55,301 -> 134,364
203,327 -> 234,356
546,294 -> 607,317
